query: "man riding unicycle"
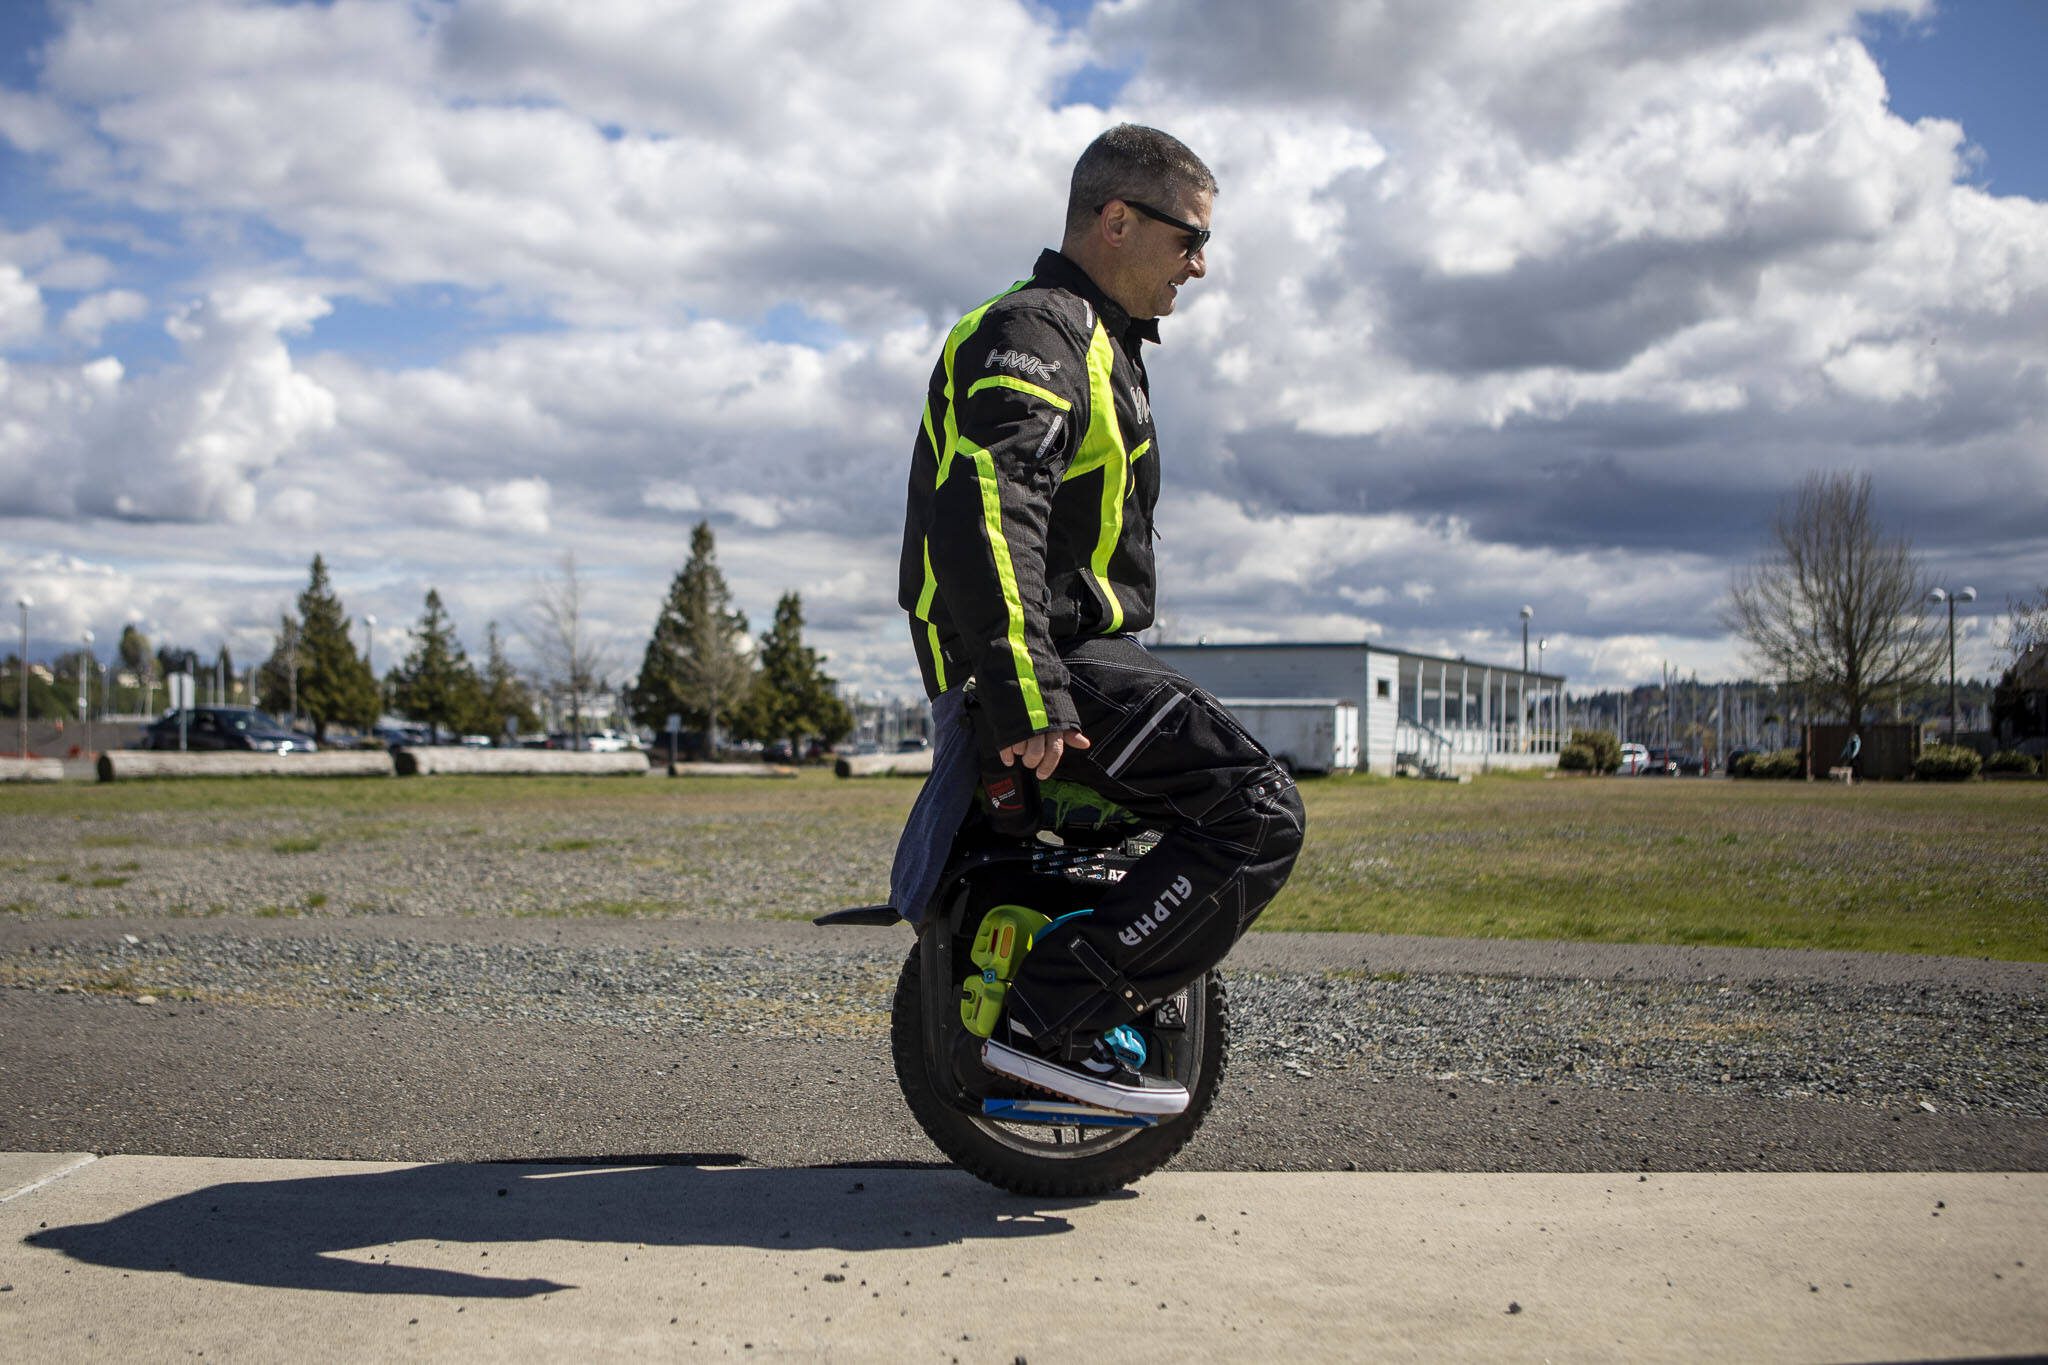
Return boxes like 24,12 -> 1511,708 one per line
893,125 -> 1305,1117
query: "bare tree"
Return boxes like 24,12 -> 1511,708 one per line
2003,583 -> 2048,666
1723,471 -> 1943,727
524,552 -> 613,748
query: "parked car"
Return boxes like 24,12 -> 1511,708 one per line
896,737 -> 932,753
1637,746 -> 1681,775
140,707 -> 317,754
371,723 -> 428,750
1619,743 -> 1650,775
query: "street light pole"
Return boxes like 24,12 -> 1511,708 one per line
1519,605 -> 1533,671
1928,586 -> 1977,743
81,629 -> 94,759
365,614 -> 378,721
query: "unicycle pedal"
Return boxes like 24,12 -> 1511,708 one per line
980,1097 -> 1158,1129
958,904 -> 1050,1037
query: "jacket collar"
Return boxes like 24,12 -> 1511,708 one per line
1034,248 -> 1162,349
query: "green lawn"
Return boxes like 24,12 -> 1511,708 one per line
4,770 -> 2042,960
1276,774 -> 2048,960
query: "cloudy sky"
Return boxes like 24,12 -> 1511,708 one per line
2,0 -> 2043,700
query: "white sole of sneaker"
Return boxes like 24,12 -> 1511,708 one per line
980,1038 -> 1190,1117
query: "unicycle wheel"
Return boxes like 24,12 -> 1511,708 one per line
889,939 -> 1227,1196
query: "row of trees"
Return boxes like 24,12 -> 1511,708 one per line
216,523 -> 850,753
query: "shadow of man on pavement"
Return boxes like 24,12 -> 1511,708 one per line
27,1160 -> 1092,1298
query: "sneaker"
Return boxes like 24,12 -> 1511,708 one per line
981,1024 -> 1188,1117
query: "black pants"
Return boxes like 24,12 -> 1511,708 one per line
1002,635 -> 1305,1052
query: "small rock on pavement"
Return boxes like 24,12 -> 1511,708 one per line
133,995 -> 157,1006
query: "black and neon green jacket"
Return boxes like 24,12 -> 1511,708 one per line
898,249 -> 1162,748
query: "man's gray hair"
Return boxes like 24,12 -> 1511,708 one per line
1064,124 -> 1217,238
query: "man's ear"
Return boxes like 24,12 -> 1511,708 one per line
1098,199 -> 1133,249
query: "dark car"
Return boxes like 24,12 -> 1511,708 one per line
1636,746 -> 1680,775
141,706 -> 318,754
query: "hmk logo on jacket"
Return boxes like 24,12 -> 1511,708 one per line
986,348 -> 1061,382
1119,875 -> 1194,947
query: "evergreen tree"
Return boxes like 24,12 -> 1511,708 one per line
738,592 -> 852,754
473,621 -> 540,740
292,555 -> 379,740
628,522 -> 755,756
154,643 -> 192,688
118,625 -> 151,681
387,589 -> 485,744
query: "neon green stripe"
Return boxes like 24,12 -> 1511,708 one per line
915,538 -> 939,618
1123,439 -> 1151,503
939,279 -> 1032,487
914,540 -> 947,690
965,375 -> 1073,412
1080,323 -> 1128,632
963,438 -> 1048,729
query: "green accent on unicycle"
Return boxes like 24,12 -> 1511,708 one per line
959,904 -> 1051,1037
1038,778 -> 1140,830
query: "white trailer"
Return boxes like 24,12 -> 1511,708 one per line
1220,698 -> 1359,775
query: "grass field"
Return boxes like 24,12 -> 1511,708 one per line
1279,774 -> 2046,960
3,770 -> 2042,960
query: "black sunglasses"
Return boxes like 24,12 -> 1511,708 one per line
1100,198 -> 1210,257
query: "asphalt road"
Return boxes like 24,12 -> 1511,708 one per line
4,918 -> 2043,1174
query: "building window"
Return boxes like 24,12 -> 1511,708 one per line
1376,679 -> 1391,699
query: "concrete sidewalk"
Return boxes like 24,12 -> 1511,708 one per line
4,1154 -> 2043,1361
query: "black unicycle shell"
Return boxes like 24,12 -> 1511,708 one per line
889,939 -> 1228,1197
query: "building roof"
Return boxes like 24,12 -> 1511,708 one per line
1151,638 -> 1564,684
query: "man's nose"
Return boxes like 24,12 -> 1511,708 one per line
1186,245 -> 1207,278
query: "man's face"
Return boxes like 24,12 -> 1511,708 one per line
1118,188 -> 1211,320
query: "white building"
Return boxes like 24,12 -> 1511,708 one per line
1150,641 -> 1566,776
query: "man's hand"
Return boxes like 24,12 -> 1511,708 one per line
999,727 -> 1091,780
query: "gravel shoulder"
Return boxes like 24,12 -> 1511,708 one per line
4,991 -> 2043,1173
2,914 -> 2042,1171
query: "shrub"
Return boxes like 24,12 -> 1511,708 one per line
1734,748 -> 1802,779
1984,750 -> 2039,776
1568,729 -> 1622,774
1914,745 -> 1983,782
1557,743 -> 1597,772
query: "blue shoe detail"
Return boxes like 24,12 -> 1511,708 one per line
1102,1024 -> 1147,1070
